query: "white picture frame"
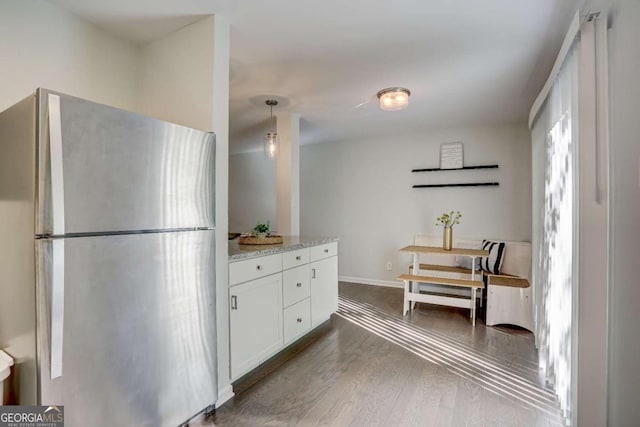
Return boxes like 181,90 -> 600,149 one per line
440,142 -> 464,169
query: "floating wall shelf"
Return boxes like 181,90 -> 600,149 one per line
411,164 -> 499,173
413,182 -> 500,188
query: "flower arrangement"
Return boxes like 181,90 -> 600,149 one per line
436,211 -> 462,229
238,220 -> 283,245
251,221 -> 272,238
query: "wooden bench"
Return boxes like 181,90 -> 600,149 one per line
397,273 -> 484,326
484,274 -> 533,331
408,263 -> 486,308
404,236 -> 534,330
408,263 -> 476,275
484,274 -> 530,288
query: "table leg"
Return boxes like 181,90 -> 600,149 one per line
403,280 -> 409,315
471,256 -> 483,308
471,287 -> 477,326
412,253 -> 419,309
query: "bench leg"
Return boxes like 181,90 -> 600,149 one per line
471,288 -> 477,326
411,280 -> 417,309
479,289 -> 483,308
411,254 -> 419,310
403,280 -> 410,315
408,280 -> 416,309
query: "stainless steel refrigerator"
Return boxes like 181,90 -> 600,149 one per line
0,89 -> 217,426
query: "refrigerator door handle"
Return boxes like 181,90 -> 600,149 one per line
48,94 -> 65,236
50,239 -> 65,379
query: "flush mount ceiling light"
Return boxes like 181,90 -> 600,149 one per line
377,87 -> 411,111
264,99 -> 278,159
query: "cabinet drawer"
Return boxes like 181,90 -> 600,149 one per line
283,298 -> 311,345
282,248 -> 310,270
283,265 -> 311,308
229,253 -> 282,286
309,242 -> 338,262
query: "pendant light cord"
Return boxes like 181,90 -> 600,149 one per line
270,104 -> 275,133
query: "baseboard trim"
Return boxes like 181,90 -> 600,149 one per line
215,384 -> 234,408
339,275 -> 403,289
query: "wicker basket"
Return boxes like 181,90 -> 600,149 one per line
237,235 -> 284,245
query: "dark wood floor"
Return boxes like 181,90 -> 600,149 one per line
195,282 -> 562,426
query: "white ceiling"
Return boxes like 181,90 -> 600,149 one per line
49,0 -> 577,154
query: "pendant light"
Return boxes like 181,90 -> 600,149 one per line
264,100 -> 278,159
377,87 -> 411,111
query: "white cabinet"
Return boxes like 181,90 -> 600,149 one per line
228,240 -> 338,381
310,256 -> 338,327
229,273 -> 283,379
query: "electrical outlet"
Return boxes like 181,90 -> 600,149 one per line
386,262 -> 393,271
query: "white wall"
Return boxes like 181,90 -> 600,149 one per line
300,123 -> 532,285
0,0 -> 138,112
276,113 -> 301,236
575,17 -> 608,427
135,15 -> 233,406
229,151 -> 276,233
607,0 -> 640,424
209,16 -> 232,406
136,17 -> 216,131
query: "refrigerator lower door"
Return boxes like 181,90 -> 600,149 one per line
36,89 -> 215,236
36,230 -> 217,427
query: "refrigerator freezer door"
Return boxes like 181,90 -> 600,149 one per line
36,230 -> 217,427
36,89 -> 215,236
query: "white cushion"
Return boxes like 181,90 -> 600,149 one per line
499,241 -> 532,279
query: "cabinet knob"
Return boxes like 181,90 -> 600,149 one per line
297,318 -> 303,323
231,295 -> 238,310
256,265 -> 263,270
324,249 -> 329,253
296,282 -> 302,288
296,255 -> 302,261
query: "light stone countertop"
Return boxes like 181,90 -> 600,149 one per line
228,236 -> 339,262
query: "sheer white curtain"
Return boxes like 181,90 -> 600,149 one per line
531,41 -> 579,419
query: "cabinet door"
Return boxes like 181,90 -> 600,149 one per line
229,273 -> 283,379
310,256 -> 338,327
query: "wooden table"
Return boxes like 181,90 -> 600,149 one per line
398,245 -> 489,326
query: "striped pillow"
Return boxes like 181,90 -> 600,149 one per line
480,240 -> 506,275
